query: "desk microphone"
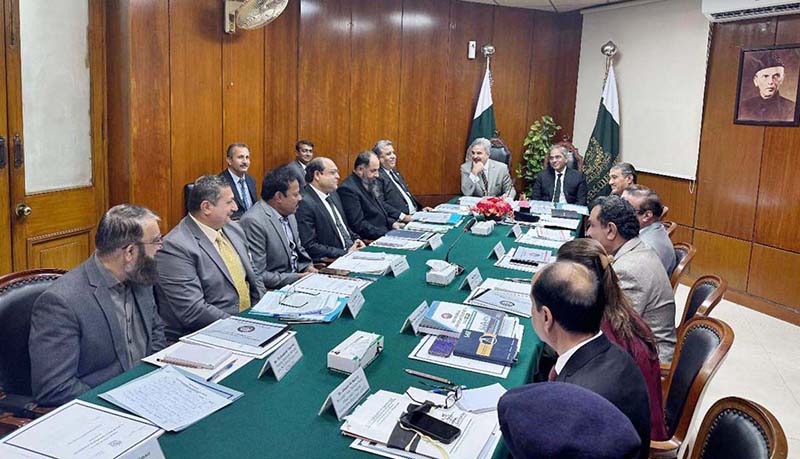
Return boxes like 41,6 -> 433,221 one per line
444,217 -> 477,275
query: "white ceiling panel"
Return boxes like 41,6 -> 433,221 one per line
459,0 -> 634,13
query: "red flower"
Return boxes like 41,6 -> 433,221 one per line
472,197 -> 513,218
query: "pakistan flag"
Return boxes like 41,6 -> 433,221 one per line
583,64 -> 620,202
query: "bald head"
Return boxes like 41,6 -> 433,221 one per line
306,157 -> 340,193
532,261 -> 603,334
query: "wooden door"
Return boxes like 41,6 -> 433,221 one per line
0,0 -> 9,274
5,0 -> 106,271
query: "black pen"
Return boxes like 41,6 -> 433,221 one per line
404,369 -> 454,386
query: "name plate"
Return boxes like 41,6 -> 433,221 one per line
389,256 -> 410,277
489,241 -> 506,260
345,288 -> 365,318
120,437 -> 166,459
459,267 -> 483,291
318,367 -> 370,420
510,223 -> 523,239
258,335 -> 303,381
427,234 -> 443,251
400,301 -> 428,335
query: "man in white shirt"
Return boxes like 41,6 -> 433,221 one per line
530,261 -> 651,459
622,185 -> 676,275
373,139 -> 432,222
459,137 -> 515,199
218,143 -> 257,219
530,144 -> 588,204
296,157 -> 365,262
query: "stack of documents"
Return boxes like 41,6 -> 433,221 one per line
100,365 -> 243,432
343,388 -> 501,459
182,316 -> 295,358
143,342 -> 250,382
328,251 -> 406,275
456,383 -> 507,414
511,246 -> 553,265
457,196 -> 482,207
370,236 -> 427,251
524,200 -> 556,214
416,301 -> 514,338
495,247 -> 553,274
432,203 -> 470,215
465,278 -> 533,318
411,211 -> 461,225
537,215 -> 581,230
385,229 -> 432,240
405,221 -> 454,233
291,273 -> 372,295
516,228 -> 569,249
0,400 -> 163,458
249,289 -> 347,322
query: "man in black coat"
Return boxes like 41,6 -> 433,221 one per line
338,151 -> 401,240
218,143 -> 257,219
296,157 -> 364,262
530,261 -> 651,459
372,140 -> 431,221
530,144 -> 588,205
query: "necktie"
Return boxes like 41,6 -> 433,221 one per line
279,217 -> 299,271
553,172 -> 563,204
389,170 -> 416,213
215,232 -> 251,311
326,195 -> 353,249
548,366 -> 558,382
479,170 -> 489,195
239,179 -> 252,211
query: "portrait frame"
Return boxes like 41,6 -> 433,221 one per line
734,44 -> 800,127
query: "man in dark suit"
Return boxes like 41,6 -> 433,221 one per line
219,143 -> 257,219
240,166 -> 317,289
531,144 -> 588,204
285,140 -> 315,187
296,157 -> 365,262
372,140 -> 432,222
156,175 -> 265,340
29,204 -> 167,406
338,151 -> 401,240
530,261 -> 651,458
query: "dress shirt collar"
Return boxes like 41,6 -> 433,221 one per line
92,252 -> 125,288
227,168 -> 245,182
189,213 -> 221,245
296,160 -> 307,171
639,221 -> 661,236
612,236 -> 642,259
554,330 -> 604,375
310,183 -> 330,201
264,201 -> 288,221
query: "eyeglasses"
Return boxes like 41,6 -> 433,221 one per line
405,385 -> 462,410
140,235 -> 164,246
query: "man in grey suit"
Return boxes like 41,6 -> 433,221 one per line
156,175 -> 265,341
622,185 -> 676,275
29,204 -> 167,406
285,140 -> 315,186
460,137 -> 516,199
587,195 -> 676,364
240,165 -> 316,289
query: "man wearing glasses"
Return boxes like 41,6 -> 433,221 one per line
29,204 -> 167,406
287,140 -> 315,186
622,185 -> 675,275
240,165 -> 316,289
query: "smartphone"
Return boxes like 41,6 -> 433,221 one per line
428,335 -> 456,357
400,410 -> 461,444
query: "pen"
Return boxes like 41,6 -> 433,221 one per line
404,368 -> 453,386
207,359 -> 237,382
281,320 -> 323,325
157,358 -> 208,370
470,288 -> 491,302
503,277 -> 531,283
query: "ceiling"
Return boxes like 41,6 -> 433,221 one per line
459,0 -> 634,13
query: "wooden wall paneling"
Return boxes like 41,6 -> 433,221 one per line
398,0 -> 451,195
223,26 -> 265,193
754,15 -> 800,252
27,229 -> 92,271
672,225 -> 694,248
349,0 -> 401,166
0,0 -> 9,274
491,6 -> 533,189
553,12 -> 582,140
440,0 -> 494,194
691,230 -> 752,291
264,0 -> 299,172
106,0 -> 131,208
694,20 -> 776,240
169,0 -> 223,226
638,172 -> 697,226
298,0 -> 351,172
527,12 -> 559,128
748,244 -> 800,313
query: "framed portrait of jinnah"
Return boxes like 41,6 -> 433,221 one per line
734,44 -> 800,126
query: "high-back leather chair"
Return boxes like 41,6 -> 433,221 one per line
685,396 -> 787,459
679,275 -> 728,329
663,220 -> 678,239
651,317 -> 734,458
489,137 -> 512,167
183,182 -> 195,216
670,242 -> 697,292
0,269 -> 65,425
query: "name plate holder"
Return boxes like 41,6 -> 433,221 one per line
508,223 -> 523,239
488,241 -> 506,260
389,256 -> 410,277
318,367 -> 370,421
399,301 -> 428,335
343,288 -> 365,318
258,335 -> 303,381
459,267 -> 483,291
426,234 -> 443,251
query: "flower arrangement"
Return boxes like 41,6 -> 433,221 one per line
472,197 -> 513,221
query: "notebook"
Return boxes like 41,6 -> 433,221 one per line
159,343 -> 232,370
453,330 -> 518,366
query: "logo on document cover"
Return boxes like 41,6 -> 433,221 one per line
237,325 -> 256,333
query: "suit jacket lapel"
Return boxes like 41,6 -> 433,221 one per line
186,218 -> 235,287
131,284 -> 154,347
85,260 -> 131,369
559,334 -> 612,379
307,186 -> 339,236
263,203 -> 292,260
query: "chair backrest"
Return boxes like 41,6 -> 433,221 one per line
663,220 -> 678,239
183,182 -> 195,216
661,317 -> 734,447
661,205 -> 670,220
0,269 -> 66,395
687,396 -> 787,459
489,137 -> 512,167
680,275 -> 728,328
670,242 -> 697,292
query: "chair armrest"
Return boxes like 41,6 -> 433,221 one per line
650,439 -> 681,458
0,413 -> 32,435
321,257 -> 336,265
660,362 -> 670,380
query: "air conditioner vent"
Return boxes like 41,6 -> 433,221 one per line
710,2 -> 800,22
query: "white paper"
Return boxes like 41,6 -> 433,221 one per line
495,248 -> 545,274
516,230 -> 568,249
142,342 -> 252,382
457,383 -> 507,413
405,222 -> 454,233
258,335 -> 303,381
182,323 -> 297,359
0,400 -> 162,459
119,437 -> 166,459
329,252 -> 405,275
427,233 -> 443,251
291,273 -> 372,296
319,367 -> 371,420
346,287 -> 366,318
371,236 -> 427,250
464,278 -> 532,318
411,211 -> 457,224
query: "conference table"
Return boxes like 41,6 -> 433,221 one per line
80,212 -> 566,459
